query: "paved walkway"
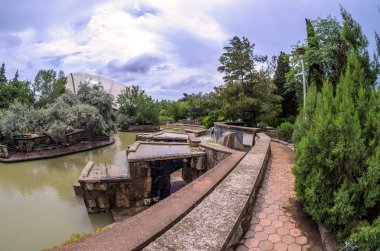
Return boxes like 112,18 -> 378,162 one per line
236,142 -> 322,251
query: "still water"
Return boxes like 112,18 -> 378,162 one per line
0,132 -> 136,251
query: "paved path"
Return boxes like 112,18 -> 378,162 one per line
236,142 -> 322,251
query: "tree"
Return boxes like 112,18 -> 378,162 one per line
273,52 -> 298,118
77,81 -> 115,131
217,36 -> 281,125
0,101 -> 37,138
0,63 -> 7,84
0,66 -> 34,109
306,19 -> 324,90
116,85 -> 159,129
33,69 -> 67,107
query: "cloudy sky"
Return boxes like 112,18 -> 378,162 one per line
0,0 -> 378,99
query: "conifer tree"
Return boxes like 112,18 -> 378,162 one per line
273,52 -> 297,117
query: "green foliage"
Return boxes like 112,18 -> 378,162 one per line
277,122 -> 294,142
261,116 -> 295,128
217,37 -> 281,125
293,51 -> 380,248
168,101 -> 188,121
77,82 -> 115,131
0,63 -> 34,109
273,52 -> 298,117
0,101 -> 36,137
62,233 -> 91,246
116,85 -> 159,129
257,122 -> 268,131
349,216 -> 380,250
33,69 -> 67,107
201,112 -> 224,129
158,115 -> 174,123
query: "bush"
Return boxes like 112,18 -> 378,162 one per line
202,113 -> 224,129
257,122 -> 268,131
277,122 -> 294,142
293,53 -> 380,249
158,115 -> 174,124
261,116 -> 295,128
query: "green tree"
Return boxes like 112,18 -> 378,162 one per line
0,63 -> 7,84
306,18 -> 324,90
273,52 -> 297,117
33,69 -> 67,107
168,101 -> 189,121
217,36 -> 281,125
116,85 -> 159,129
77,81 -> 115,131
0,101 -> 37,137
293,53 -> 380,249
0,66 -> 34,109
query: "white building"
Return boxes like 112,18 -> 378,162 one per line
66,73 -> 127,98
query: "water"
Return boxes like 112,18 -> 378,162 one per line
0,132 -> 136,251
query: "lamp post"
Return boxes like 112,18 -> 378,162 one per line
296,47 -> 306,108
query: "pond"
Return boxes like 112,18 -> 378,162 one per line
0,132 -> 136,251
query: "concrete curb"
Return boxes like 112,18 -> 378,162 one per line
0,139 -> 115,163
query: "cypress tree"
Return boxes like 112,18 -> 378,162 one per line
306,19 -> 324,90
273,52 -> 297,117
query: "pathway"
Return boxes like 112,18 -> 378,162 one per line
236,142 -> 322,251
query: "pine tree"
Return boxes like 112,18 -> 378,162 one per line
306,19 -> 324,90
0,63 -> 7,84
273,52 -> 297,117
217,36 -> 280,125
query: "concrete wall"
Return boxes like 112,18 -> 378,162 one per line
214,122 -> 261,151
146,133 -> 271,250
12,130 -> 89,152
57,145 -> 245,251
122,125 -> 160,132
0,145 -> 8,158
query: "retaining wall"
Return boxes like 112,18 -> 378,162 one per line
56,134 -> 271,251
145,133 -> 271,250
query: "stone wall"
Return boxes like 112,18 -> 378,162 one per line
11,130 -> 89,152
12,135 -> 52,152
64,130 -> 89,145
79,162 -> 146,214
145,133 -> 271,250
214,122 -> 260,151
122,125 -> 160,132
0,144 -> 8,158
129,156 -> 206,204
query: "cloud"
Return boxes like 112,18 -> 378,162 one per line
128,5 -> 159,17
106,54 -> 164,74
0,0 -> 377,100
0,35 -> 22,48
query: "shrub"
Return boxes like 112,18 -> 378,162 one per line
158,115 -> 174,124
257,122 -> 268,131
202,113 -> 224,129
293,53 -> 380,249
277,122 -> 294,142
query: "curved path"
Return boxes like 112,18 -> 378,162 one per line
236,142 -> 322,251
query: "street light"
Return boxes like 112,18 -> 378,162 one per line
296,47 -> 306,108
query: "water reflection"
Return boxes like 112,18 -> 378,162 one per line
0,132 -> 136,251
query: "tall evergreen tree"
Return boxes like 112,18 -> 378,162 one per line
0,63 -> 7,84
273,52 -> 298,117
306,19 -> 324,90
217,36 -> 280,125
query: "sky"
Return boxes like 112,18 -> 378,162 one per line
0,0 -> 378,100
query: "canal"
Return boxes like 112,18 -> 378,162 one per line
0,132 -> 136,251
